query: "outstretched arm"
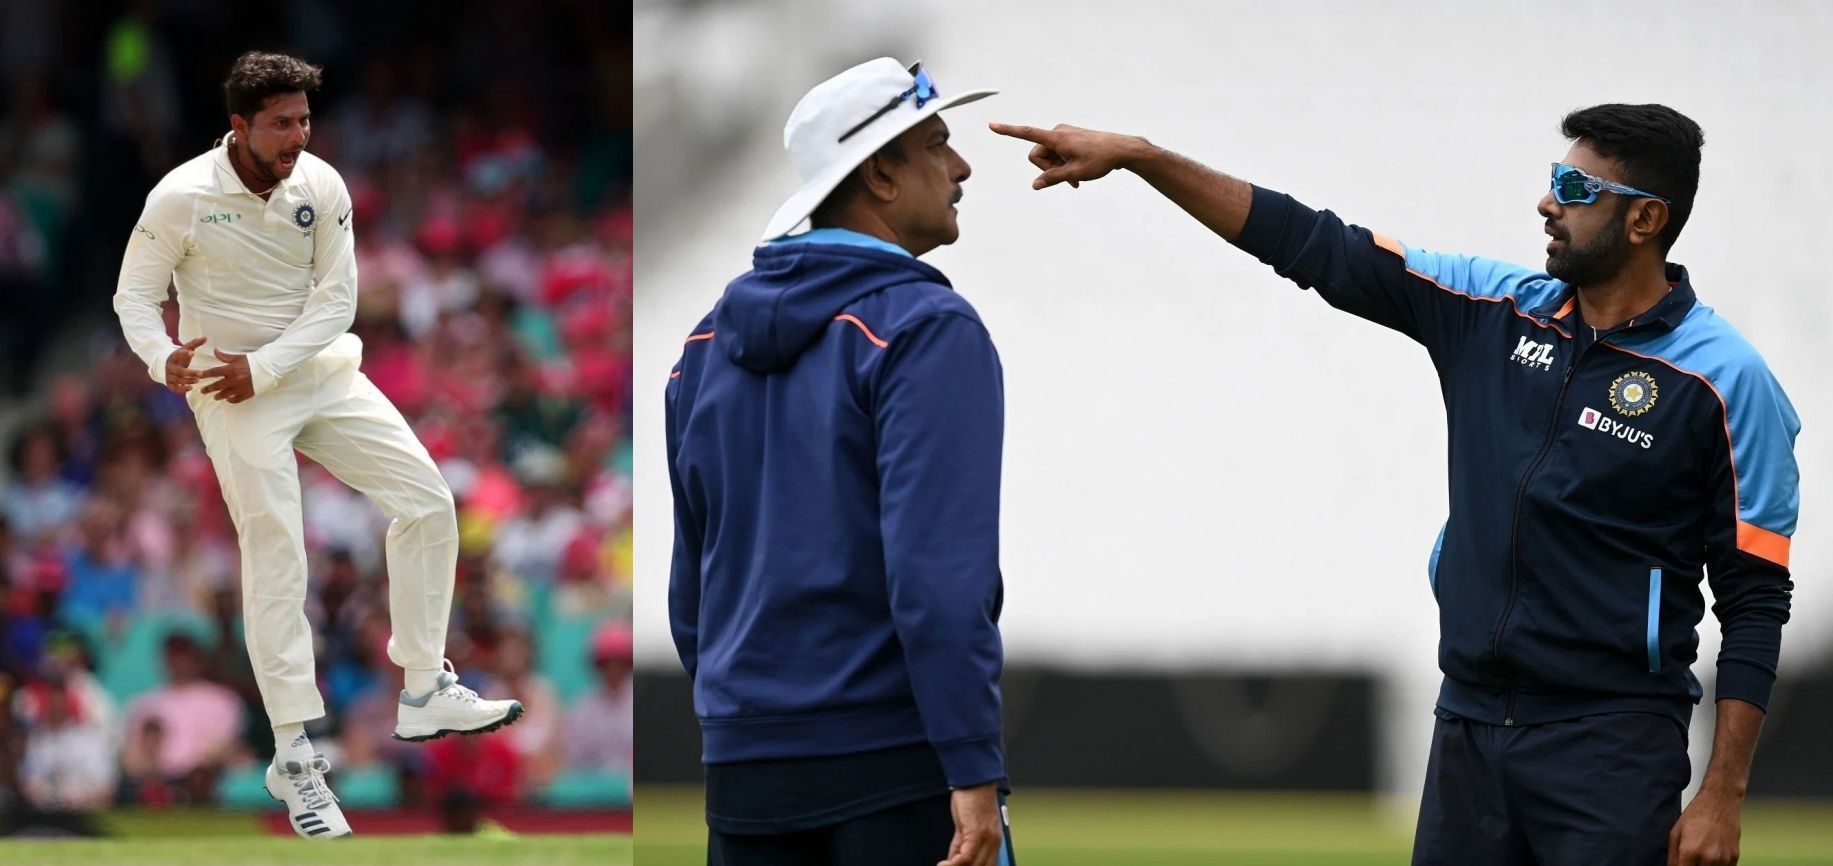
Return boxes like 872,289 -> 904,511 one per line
989,121 -> 1561,357
990,122 -> 1253,241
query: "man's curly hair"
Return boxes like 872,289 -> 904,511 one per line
223,51 -> 323,120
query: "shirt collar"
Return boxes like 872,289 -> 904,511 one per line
1638,262 -> 1698,329
1531,262 -> 1698,333
767,227 -> 913,258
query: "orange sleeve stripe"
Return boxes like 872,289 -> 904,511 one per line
684,332 -> 714,343
1737,521 -> 1791,568
1372,232 -> 1405,258
833,314 -> 889,348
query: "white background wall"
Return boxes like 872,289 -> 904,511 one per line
634,0 -> 1833,798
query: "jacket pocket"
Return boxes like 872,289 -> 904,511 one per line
1646,567 -> 1663,673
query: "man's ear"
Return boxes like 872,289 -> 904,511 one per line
859,153 -> 899,205
1629,198 -> 1670,248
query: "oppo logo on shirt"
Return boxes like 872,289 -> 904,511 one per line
201,212 -> 242,224
1577,407 -> 1654,449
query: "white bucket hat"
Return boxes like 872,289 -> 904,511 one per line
761,58 -> 996,242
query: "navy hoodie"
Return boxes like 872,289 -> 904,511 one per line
1236,186 -> 1799,728
666,237 -> 1006,788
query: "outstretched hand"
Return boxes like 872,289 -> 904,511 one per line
988,122 -> 1149,190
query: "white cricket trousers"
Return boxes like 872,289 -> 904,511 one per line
187,337 -> 457,726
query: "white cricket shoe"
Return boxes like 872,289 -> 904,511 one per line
265,755 -> 352,839
392,660 -> 525,742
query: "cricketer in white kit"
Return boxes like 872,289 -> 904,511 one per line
111,51 -> 522,839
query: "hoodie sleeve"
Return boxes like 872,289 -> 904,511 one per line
665,368 -> 702,679
1233,185 -> 1557,360
874,311 -> 1006,789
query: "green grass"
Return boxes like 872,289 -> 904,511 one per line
3,835 -> 631,866
635,785 -> 1833,865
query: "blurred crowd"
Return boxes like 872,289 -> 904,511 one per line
0,1 -> 631,832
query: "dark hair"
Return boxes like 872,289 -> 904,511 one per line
1560,104 -> 1704,253
223,51 -> 323,120
811,139 -> 908,229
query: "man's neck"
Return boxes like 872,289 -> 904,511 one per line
821,211 -> 926,257
1576,259 -> 1671,332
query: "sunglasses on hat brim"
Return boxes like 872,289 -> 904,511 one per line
838,63 -> 938,144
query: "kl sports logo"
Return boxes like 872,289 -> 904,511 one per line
1510,336 -> 1555,371
1578,407 -> 1655,449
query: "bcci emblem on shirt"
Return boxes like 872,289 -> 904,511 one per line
293,202 -> 316,232
1609,371 -> 1658,417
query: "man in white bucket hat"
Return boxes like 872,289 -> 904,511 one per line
667,58 -> 1015,866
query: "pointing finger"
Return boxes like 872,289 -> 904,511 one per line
180,336 -> 208,351
988,122 -> 1052,145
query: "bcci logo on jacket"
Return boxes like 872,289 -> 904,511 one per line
1609,371 -> 1657,416
1510,336 -> 1555,371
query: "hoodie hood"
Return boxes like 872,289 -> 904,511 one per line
715,242 -> 949,373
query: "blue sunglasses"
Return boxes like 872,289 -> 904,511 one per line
1550,162 -> 1670,206
838,64 -> 938,143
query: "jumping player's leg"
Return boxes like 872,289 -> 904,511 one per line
188,384 -> 323,728
294,359 -> 521,738
293,363 -> 457,687
191,374 -> 353,838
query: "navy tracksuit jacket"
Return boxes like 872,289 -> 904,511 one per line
1236,186 -> 1800,728
666,238 -> 1005,790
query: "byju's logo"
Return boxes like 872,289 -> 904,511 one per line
1578,406 -> 1654,449
1510,336 -> 1555,371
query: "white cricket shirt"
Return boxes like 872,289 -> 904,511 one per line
114,132 -> 358,395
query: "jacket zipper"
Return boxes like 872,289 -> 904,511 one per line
1494,337 -> 1586,726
